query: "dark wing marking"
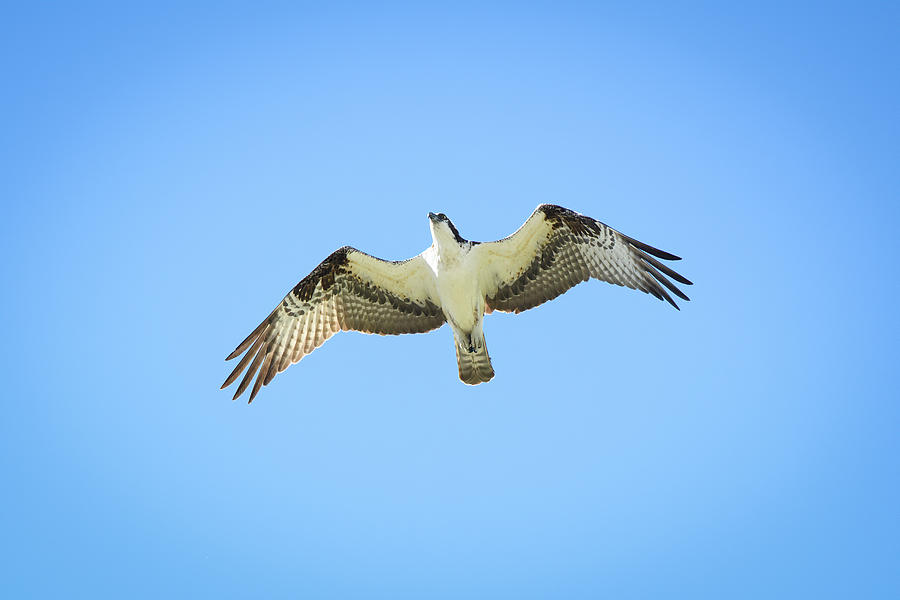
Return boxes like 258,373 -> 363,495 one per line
222,246 -> 444,402
474,204 -> 692,314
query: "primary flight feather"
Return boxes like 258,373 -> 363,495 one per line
222,204 -> 692,402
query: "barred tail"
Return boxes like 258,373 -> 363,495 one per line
454,334 -> 495,385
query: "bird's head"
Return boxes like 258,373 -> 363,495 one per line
428,212 -> 465,245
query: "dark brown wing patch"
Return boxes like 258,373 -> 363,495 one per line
292,247 -> 351,301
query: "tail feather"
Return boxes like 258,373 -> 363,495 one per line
454,335 -> 495,385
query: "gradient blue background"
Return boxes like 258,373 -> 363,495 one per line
3,2 -> 898,598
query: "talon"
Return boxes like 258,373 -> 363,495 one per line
467,345 -> 475,353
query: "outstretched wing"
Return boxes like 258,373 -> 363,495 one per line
473,204 -> 692,314
222,246 -> 444,402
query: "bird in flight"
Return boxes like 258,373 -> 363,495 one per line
222,204 -> 691,402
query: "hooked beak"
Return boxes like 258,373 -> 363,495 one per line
428,212 -> 438,222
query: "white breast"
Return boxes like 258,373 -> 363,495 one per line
426,246 -> 484,335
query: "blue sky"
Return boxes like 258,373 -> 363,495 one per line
2,2 -> 898,598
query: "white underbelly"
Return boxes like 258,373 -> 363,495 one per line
436,268 -> 482,333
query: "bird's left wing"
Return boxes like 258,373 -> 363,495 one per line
472,204 -> 692,314
222,246 -> 444,402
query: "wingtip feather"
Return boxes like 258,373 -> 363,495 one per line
623,234 -> 683,261
249,354 -> 274,403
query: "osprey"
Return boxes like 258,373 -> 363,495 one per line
222,204 -> 691,402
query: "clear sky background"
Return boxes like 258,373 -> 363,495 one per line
3,2 -> 898,598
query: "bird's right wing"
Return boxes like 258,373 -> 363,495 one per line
472,204 -> 692,314
222,246 -> 444,402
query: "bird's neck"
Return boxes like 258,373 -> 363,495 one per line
431,234 -> 468,267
